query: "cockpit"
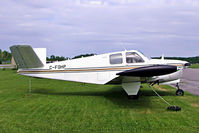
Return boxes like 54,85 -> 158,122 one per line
109,51 -> 146,65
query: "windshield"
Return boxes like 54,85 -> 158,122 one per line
126,52 -> 144,63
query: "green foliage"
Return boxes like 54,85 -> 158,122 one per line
0,48 -> 95,63
72,53 -> 95,59
0,49 -> 12,64
46,55 -> 69,62
0,69 -> 199,132
46,54 -> 95,62
152,56 -> 199,64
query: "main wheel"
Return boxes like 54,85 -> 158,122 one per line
176,89 -> 184,96
128,95 -> 139,100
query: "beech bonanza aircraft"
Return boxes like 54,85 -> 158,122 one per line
10,45 -> 190,99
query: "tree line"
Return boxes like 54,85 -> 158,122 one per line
0,49 -> 95,64
46,54 -> 95,62
152,56 -> 199,64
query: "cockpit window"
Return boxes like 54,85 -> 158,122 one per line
110,53 -> 123,64
126,52 -> 144,63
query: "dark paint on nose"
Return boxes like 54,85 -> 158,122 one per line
117,65 -> 177,77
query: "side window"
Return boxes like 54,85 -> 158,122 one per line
126,52 -> 144,63
110,53 -> 123,64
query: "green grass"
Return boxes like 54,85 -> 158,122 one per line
190,64 -> 199,69
0,69 -> 199,132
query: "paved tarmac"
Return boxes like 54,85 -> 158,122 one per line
180,68 -> 199,96
0,64 -> 15,69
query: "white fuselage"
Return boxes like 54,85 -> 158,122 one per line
18,50 -> 188,85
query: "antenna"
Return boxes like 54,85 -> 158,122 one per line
122,43 -> 127,51
120,41 -> 128,51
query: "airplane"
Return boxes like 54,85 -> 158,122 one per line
10,45 -> 190,99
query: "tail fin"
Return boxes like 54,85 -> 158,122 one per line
10,45 -> 44,69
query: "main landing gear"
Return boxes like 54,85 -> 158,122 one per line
176,83 -> 184,96
127,94 -> 139,100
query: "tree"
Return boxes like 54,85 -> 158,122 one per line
50,55 -> 56,60
47,55 -> 69,62
0,49 -> 12,64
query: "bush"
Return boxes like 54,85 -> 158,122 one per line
12,68 -> 18,70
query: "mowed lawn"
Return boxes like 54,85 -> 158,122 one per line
190,64 -> 199,69
0,69 -> 199,133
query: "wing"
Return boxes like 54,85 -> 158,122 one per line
117,65 -> 177,77
106,65 -> 177,84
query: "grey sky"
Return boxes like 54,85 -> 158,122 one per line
0,0 -> 199,57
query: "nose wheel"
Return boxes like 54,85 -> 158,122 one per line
176,83 -> 184,96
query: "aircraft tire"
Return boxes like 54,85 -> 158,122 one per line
176,89 -> 184,96
128,95 -> 139,100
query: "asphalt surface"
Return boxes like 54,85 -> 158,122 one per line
0,64 -> 15,69
180,68 -> 199,96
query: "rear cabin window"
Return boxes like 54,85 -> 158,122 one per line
126,52 -> 144,63
110,53 -> 123,64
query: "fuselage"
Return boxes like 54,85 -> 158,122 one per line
18,50 -> 189,85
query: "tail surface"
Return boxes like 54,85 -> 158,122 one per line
10,45 -> 44,69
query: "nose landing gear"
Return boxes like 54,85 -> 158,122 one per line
176,83 -> 184,96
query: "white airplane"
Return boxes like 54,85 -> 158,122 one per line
10,45 -> 190,99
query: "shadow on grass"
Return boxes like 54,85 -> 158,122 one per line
32,85 -> 175,109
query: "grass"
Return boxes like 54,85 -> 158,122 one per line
0,69 -> 199,133
190,64 -> 199,69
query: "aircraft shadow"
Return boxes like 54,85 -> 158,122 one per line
32,86 -> 175,109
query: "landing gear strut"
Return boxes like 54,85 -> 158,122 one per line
176,83 -> 184,96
